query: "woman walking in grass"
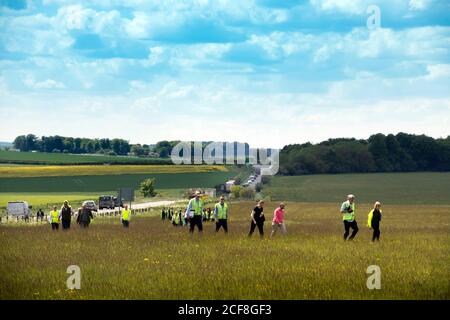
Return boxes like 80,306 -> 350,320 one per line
248,200 -> 265,238
271,203 -> 287,238
368,201 -> 382,242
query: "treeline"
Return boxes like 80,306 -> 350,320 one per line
13,134 -> 132,156
280,133 -> 450,175
12,134 -> 183,158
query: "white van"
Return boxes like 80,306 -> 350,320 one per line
7,201 -> 30,217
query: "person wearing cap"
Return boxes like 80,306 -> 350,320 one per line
368,201 -> 382,242
214,196 -> 229,234
185,191 -> 204,235
271,203 -> 287,238
341,194 -> 359,241
60,200 -> 73,230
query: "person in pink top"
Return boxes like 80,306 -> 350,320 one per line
271,203 -> 287,238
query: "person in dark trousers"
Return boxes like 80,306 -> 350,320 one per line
49,206 -> 60,231
368,201 -> 382,242
37,209 -> 44,222
341,194 -> 359,241
60,200 -> 73,230
121,204 -> 131,228
161,208 -> 166,221
214,196 -> 229,234
77,204 -> 95,228
178,209 -> 183,226
248,200 -> 265,238
207,207 -> 212,221
185,191 -> 204,235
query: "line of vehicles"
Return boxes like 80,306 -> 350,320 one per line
5,195 -> 125,217
242,175 -> 258,188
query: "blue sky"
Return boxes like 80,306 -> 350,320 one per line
0,0 -> 449,148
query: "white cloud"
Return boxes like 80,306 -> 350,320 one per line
24,77 -> 65,89
409,0 -> 432,11
310,0 -> 370,15
423,64 -> 450,80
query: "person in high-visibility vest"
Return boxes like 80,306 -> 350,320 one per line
341,194 -> 359,241
121,204 -> 131,228
172,209 -> 181,227
185,191 -> 203,234
49,205 -> 60,231
214,196 -> 229,234
368,201 -> 382,242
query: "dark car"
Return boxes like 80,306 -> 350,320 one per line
99,195 -> 115,210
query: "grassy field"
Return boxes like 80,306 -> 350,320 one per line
0,193 -> 101,210
0,150 -> 170,165
263,172 -> 450,205
0,189 -> 186,212
0,201 -> 448,300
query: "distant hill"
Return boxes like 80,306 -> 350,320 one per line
0,142 -> 12,149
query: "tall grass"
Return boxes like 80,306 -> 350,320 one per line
0,201 -> 448,300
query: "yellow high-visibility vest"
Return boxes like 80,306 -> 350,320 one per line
215,203 -> 228,219
343,202 -> 356,221
51,210 -> 59,223
191,199 -> 203,216
368,209 -> 382,228
122,209 -> 131,221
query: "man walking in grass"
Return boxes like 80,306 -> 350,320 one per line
120,204 -> 131,228
214,196 -> 229,234
185,191 -> 204,235
341,194 -> 359,241
77,203 -> 94,228
49,206 -> 60,231
271,203 -> 287,238
60,200 -> 73,230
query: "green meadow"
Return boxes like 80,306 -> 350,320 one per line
0,201 -> 448,300
263,172 -> 450,205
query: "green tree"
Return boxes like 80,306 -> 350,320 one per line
239,188 -> 255,199
140,178 -> 157,197
230,185 -> 243,199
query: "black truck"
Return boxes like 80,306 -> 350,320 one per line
99,195 -> 124,210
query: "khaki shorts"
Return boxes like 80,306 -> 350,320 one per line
271,223 -> 287,235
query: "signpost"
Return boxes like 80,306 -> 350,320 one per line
118,188 -> 134,211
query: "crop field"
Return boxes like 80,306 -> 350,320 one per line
263,172 -> 450,205
0,150 -> 170,165
0,201 -> 448,300
0,171 -> 235,193
0,165 -> 229,178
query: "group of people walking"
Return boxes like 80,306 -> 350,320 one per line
183,191 -> 382,242
46,192 -> 383,242
47,201 -> 132,230
341,194 -> 383,242
184,191 -> 287,239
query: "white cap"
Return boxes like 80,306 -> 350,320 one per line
347,194 -> 355,199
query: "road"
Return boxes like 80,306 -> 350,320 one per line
99,200 -> 181,213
